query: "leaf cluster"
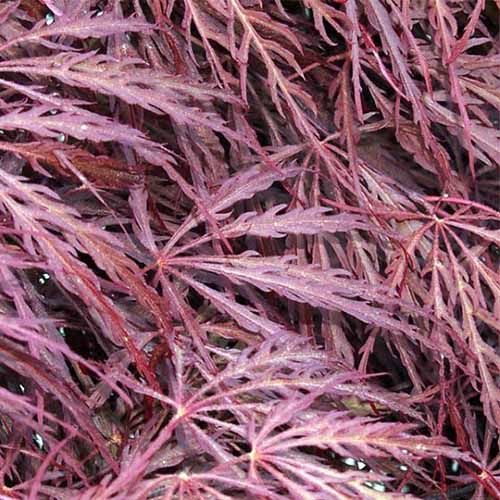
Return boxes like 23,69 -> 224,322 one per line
0,0 -> 498,498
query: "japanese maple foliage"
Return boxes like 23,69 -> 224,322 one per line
0,0 -> 498,498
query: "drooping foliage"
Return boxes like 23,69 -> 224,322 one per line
0,0 -> 498,498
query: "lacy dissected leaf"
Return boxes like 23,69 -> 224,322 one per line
0,9 -> 151,51
0,141 -> 144,189
169,254 -> 426,336
0,52 -> 240,134
223,204 -> 372,238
